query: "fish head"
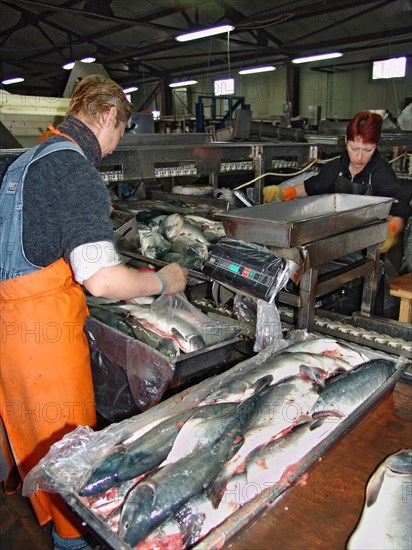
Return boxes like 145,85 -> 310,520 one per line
78,446 -> 127,497
386,448 -> 412,475
172,328 -> 205,353
119,480 -> 158,545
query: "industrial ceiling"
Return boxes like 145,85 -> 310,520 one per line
1,0 -> 411,98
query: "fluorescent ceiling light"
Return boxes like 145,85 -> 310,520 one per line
292,52 -> 343,64
2,77 -> 25,85
169,79 -> 198,88
123,86 -> 138,93
176,25 -> 234,42
239,66 -> 276,75
63,57 -> 96,70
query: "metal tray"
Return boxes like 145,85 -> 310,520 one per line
47,347 -> 408,550
216,194 -> 393,248
86,315 -> 245,420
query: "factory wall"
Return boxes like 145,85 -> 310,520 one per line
129,56 -> 410,125
298,59 -> 411,121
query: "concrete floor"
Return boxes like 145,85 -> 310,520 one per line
0,488 -> 53,550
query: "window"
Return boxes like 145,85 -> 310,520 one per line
372,57 -> 407,80
214,78 -> 235,95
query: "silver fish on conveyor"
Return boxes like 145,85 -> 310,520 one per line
88,304 -> 180,359
347,449 -> 412,550
178,221 -> 211,245
170,235 -> 209,260
159,213 -> 184,240
118,380 -> 272,547
207,376 -> 320,507
140,230 -> 171,259
202,352 -> 352,404
117,303 -> 205,353
147,214 -> 167,231
161,251 -> 204,271
279,337 -> 369,368
312,358 -> 397,419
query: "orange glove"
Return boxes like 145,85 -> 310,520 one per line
380,218 -> 404,253
263,185 -> 297,203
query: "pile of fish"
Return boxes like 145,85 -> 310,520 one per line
75,337 -> 399,549
117,205 -> 225,270
347,448 -> 412,550
87,293 -> 241,358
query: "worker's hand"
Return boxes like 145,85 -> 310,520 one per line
380,218 -> 404,254
263,185 -> 297,203
263,185 -> 284,203
157,262 -> 189,294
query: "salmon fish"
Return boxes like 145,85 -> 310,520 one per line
312,358 -> 397,419
202,351 -> 352,404
118,380 -> 272,547
347,449 -> 412,550
207,376 -> 319,506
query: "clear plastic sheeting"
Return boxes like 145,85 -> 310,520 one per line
233,295 -> 257,339
149,293 -> 241,349
85,317 -> 175,419
24,331 -> 316,499
85,294 -> 242,421
254,299 -> 283,352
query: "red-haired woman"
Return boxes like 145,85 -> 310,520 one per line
263,111 -> 408,253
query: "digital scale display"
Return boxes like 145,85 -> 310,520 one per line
203,238 -> 286,300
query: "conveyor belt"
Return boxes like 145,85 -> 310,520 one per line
192,297 -> 412,360
278,306 -> 412,360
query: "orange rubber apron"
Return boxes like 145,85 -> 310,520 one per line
0,258 -> 96,538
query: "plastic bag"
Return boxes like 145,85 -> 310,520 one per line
85,317 -> 175,416
233,294 -> 257,338
150,292 -> 241,348
254,299 -> 283,352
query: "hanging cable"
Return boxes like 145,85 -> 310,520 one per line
233,160 -> 318,190
227,29 -> 231,79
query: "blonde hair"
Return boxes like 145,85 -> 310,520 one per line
67,75 -> 133,127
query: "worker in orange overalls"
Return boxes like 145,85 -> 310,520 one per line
0,75 -> 188,549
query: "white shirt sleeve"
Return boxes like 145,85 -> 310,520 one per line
69,241 -> 122,284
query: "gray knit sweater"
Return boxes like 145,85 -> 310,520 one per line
23,117 -> 114,266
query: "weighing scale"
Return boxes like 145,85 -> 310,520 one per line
202,238 -> 288,301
